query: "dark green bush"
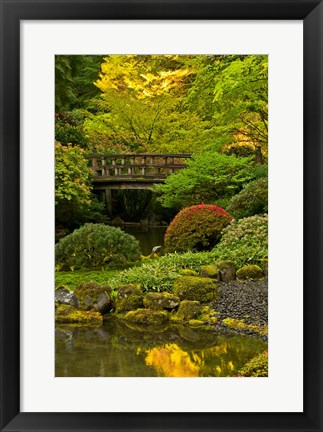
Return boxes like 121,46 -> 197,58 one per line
214,214 -> 268,267
55,223 -> 141,270
164,204 -> 233,253
227,177 -> 268,219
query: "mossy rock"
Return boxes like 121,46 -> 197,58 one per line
200,264 -> 220,280
55,286 -> 79,308
236,265 -> 263,280
199,305 -> 218,324
115,284 -> 144,313
55,304 -> 103,326
143,292 -> 180,310
174,300 -> 202,321
179,269 -> 199,277
216,260 -> 237,282
74,282 -> 112,314
173,276 -> 217,303
124,308 -> 169,325
222,317 -> 268,336
188,319 -> 207,327
116,284 -> 141,299
260,259 -> 268,277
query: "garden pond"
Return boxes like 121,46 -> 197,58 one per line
121,225 -> 167,256
55,317 -> 267,377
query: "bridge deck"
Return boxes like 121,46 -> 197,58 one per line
90,153 -> 191,187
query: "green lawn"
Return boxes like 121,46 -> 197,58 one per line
55,269 -> 122,291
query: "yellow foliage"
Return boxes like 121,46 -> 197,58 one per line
145,344 -> 200,377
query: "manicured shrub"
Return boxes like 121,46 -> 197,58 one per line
214,214 -> 268,268
164,204 -> 233,253
237,351 -> 268,377
55,223 -> 141,270
227,177 -> 268,219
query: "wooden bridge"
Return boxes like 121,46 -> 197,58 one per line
90,153 -> 191,190
90,153 -> 191,214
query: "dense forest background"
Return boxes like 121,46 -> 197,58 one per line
55,55 -> 268,233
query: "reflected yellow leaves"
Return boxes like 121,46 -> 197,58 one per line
145,344 -> 199,377
144,343 -> 238,377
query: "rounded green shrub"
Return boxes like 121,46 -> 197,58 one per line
55,223 -> 141,270
214,214 -> 268,268
227,177 -> 268,219
164,204 -> 233,253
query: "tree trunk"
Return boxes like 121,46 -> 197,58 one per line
255,147 -> 263,164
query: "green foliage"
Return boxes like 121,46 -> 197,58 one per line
55,223 -> 141,270
55,111 -> 88,147
55,55 -> 103,112
156,151 -> 256,209
227,176 -> 268,219
94,55 -> 213,153
187,55 -> 268,157
237,351 -> 268,377
55,142 -> 106,229
55,141 -> 92,210
214,214 -> 268,267
55,142 -> 92,203
164,204 -> 233,253
109,250 -> 220,293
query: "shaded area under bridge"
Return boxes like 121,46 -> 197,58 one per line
90,153 -> 191,215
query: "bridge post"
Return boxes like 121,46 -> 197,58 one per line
105,188 -> 113,216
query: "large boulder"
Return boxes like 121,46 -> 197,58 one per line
74,282 -> 112,314
236,265 -> 263,280
217,260 -> 237,282
176,300 -> 202,321
200,264 -> 220,280
55,286 -> 79,308
55,304 -> 103,326
115,284 -> 144,313
173,276 -> 217,303
124,308 -> 169,325
143,292 -> 180,310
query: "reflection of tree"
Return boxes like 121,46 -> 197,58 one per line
145,344 -> 200,377
144,339 -> 266,377
56,321 -> 267,377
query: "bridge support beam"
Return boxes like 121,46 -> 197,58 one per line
105,189 -> 113,216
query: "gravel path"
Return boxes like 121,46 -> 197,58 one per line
210,278 -> 268,338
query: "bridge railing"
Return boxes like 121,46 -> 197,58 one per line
90,153 -> 191,179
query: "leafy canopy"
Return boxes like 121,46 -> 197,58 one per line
155,151 -> 257,209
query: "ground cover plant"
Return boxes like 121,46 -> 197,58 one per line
214,214 -> 268,267
108,250 -> 220,292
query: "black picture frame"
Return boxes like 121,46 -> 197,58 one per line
1,1 -> 322,431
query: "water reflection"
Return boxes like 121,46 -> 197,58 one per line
55,317 -> 267,377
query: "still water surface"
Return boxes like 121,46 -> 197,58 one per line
56,318 -> 267,377
122,226 -> 167,256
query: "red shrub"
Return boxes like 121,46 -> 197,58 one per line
164,204 -> 233,253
